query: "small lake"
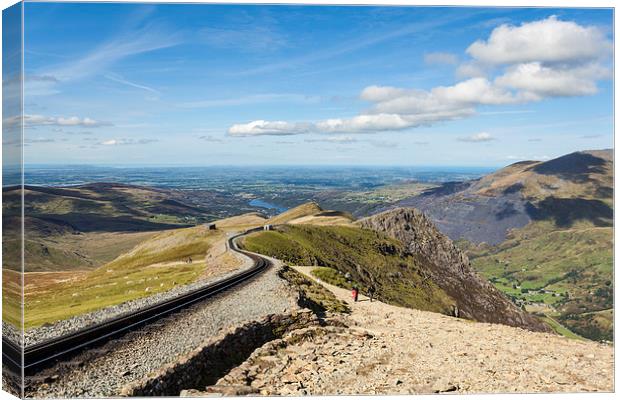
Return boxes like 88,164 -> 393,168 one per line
248,198 -> 288,213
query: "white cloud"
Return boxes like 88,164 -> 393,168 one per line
100,138 -> 158,146
228,16 -> 612,137
424,52 -> 458,65
228,120 -> 311,136
495,62 -> 609,98
467,16 -> 611,65
3,114 -> 110,128
455,61 -> 488,79
457,132 -> 495,142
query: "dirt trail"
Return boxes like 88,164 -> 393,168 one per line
213,265 -> 614,395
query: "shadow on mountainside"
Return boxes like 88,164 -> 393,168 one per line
530,152 -> 607,183
526,197 -> 613,228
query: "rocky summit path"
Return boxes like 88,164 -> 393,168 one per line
213,265 -> 614,396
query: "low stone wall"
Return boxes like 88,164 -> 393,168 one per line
120,310 -> 319,397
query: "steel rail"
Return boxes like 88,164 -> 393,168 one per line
2,228 -> 270,375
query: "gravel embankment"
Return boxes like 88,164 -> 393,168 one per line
26,258 -> 299,398
23,242 -> 253,347
2,321 -> 22,346
207,266 -> 614,396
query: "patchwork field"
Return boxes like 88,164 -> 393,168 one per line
466,221 -> 613,341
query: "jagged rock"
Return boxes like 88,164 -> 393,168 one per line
358,208 -> 551,333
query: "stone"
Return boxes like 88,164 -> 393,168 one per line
205,385 -> 258,396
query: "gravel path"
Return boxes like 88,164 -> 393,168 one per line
24,236 -> 252,346
211,266 -> 614,396
26,258 -> 299,398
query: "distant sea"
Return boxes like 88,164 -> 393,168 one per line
4,165 -> 495,190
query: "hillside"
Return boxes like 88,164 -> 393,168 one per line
204,268 -> 613,396
21,224 -> 231,329
242,207 -> 548,332
1,182 -> 262,273
358,208 -> 549,332
266,202 -> 323,225
264,201 -> 354,226
465,221 -> 613,341
2,183 -> 211,273
368,149 -> 613,341
380,149 -> 612,245
241,225 -> 455,315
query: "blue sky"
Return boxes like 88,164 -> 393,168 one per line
18,3 -> 613,166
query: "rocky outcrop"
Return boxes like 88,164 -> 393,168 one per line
120,311 -> 319,397
358,208 -> 550,332
185,281 -> 613,396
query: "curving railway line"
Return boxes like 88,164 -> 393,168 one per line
2,228 -> 271,376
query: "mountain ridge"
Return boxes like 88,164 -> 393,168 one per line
358,208 -> 550,332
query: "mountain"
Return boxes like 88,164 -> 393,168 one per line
266,201 -> 354,226
243,203 -> 549,332
370,149 -> 613,341
241,223 -> 456,316
381,149 -> 612,245
358,208 -> 549,332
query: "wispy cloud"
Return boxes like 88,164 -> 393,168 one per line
370,140 -> 399,148
200,25 -> 287,52
305,135 -> 358,144
233,12 -> 474,76
457,132 -> 495,142
4,114 -> 110,128
198,135 -> 224,142
100,138 -> 158,146
44,24 -> 182,82
104,73 -> 161,97
507,154 -> 550,161
424,52 -> 458,65
178,93 -> 320,109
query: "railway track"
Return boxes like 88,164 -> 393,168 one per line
2,228 -> 271,376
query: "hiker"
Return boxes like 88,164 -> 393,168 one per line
368,284 -> 376,302
352,285 -> 359,302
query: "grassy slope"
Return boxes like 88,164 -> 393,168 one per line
266,202 -> 323,225
2,184 -> 217,273
280,266 -> 350,315
11,212 -> 267,329
21,225 -> 221,329
467,221 -> 613,341
241,225 -> 454,315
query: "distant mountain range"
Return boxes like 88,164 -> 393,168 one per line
377,149 -> 612,245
